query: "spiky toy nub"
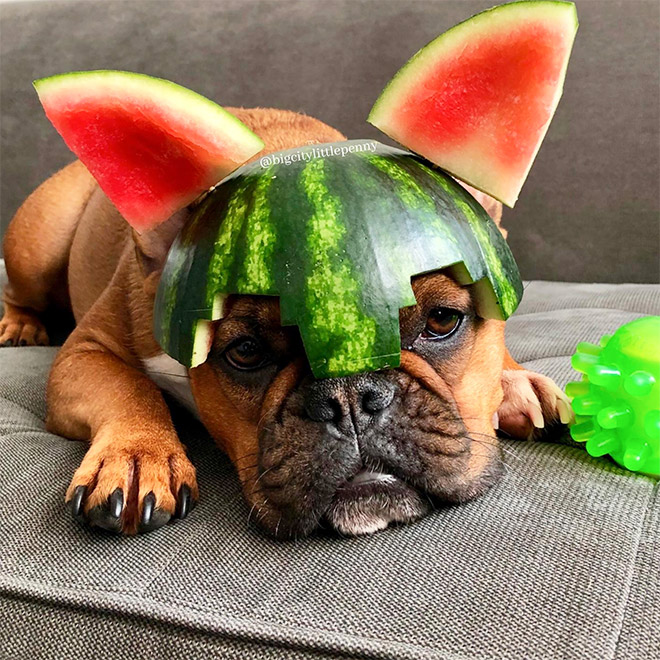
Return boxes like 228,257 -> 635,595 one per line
567,316 -> 660,476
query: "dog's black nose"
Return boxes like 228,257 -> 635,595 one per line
360,382 -> 395,413
304,382 -> 343,423
304,376 -> 395,424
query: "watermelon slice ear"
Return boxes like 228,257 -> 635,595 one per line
367,1 -> 578,207
34,70 -> 265,232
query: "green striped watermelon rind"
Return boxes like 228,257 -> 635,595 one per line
367,1 -> 579,207
154,140 -> 523,379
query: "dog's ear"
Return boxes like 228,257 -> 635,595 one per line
459,182 -> 507,239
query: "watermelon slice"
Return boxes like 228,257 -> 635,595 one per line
367,1 -> 578,207
34,70 -> 265,231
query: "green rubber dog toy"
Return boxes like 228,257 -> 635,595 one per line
566,316 -> 660,477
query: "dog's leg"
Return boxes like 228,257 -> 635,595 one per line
48,337 -> 199,534
1,161 -> 95,346
47,295 -> 198,534
497,350 -> 574,440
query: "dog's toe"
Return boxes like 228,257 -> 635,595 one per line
138,491 -> 172,533
498,369 -> 574,440
86,488 -> 124,533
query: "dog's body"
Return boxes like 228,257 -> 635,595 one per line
1,108 -> 571,536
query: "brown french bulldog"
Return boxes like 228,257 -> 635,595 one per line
1,108 -> 572,537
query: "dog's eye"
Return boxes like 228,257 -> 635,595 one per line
421,308 -> 463,340
224,338 -> 269,371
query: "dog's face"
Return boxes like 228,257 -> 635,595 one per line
188,269 -> 506,538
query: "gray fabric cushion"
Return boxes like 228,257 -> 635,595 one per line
1,0 -> 659,284
0,276 -> 659,659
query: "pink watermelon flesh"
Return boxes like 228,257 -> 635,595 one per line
35,71 -> 264,231
368,2 -> 578,207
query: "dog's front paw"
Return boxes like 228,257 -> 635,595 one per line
66,437 -> 198,534
498,369 -> 574,441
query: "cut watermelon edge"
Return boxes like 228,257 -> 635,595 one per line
368,1 -> 578,128
191,319 -> 214,368
184,258 -> 512,372
34,70 -> 265,159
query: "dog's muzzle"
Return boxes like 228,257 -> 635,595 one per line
253,369 -> 501,538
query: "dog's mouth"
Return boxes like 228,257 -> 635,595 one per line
323,468 -> 431,536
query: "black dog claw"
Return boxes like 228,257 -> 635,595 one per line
1,339 -> 14,347
138,492 -> 170,533
70,485 -> 87,518
176,484 -> 193,519
141,492 -> 155,526
87,488 -> 124,533
109,488 -> 124,519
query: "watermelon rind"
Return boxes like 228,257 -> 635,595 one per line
33,70 -> 264,158
34,70 -> 265,229
367,1 -> 579,207
154,140 -> 524,378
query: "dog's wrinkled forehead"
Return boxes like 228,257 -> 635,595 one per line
222,294 -> 282,325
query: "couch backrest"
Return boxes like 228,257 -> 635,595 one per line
1,0 -> 658,282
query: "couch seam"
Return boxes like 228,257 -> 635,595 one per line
0,576 -> 472,660
139,523 -> 216,597
608,479 -> 658,660
518,353 -> 580,361
511,307 -> 657,318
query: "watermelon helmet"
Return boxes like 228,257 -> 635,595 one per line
154,141 -> 523,379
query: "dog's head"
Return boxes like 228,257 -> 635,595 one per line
130,113 -> 512,539
135,195 -> 510,538
185,268 -> 506,538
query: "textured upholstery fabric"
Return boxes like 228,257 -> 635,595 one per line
0,262 -> 658,658
1,0 -> 659,283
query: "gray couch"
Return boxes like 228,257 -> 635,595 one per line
1,1 -> 659,659
1,274 -> 659,659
